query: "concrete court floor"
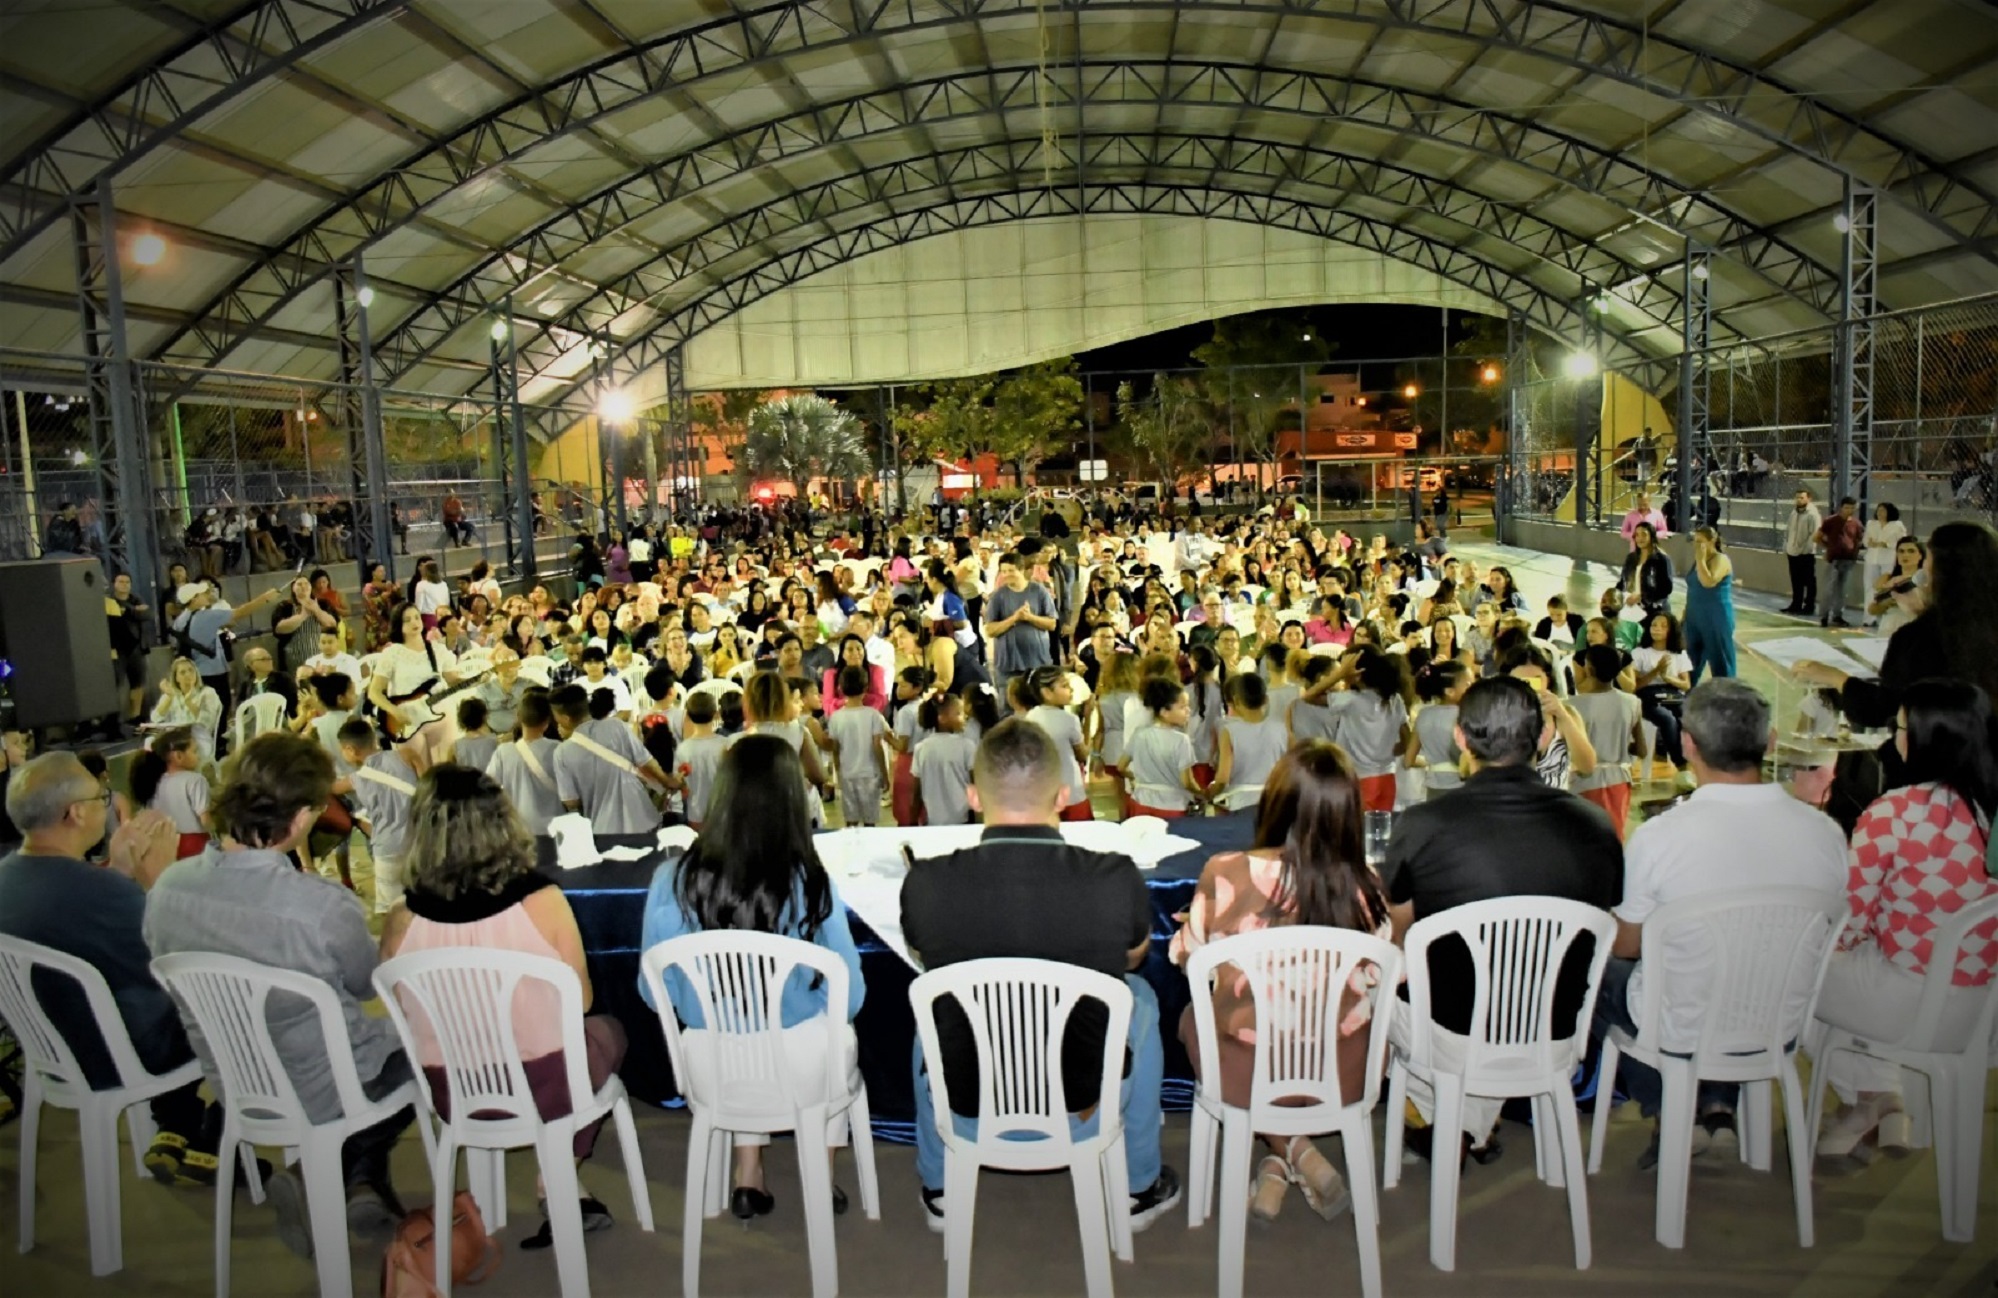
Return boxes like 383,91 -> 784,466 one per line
9,531 -> 1994,1296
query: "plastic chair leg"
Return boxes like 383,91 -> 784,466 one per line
1532,1093 -> 1565,1188
683,1115 -> 711,1298
238,1144 -> 265,1206
431,1135 -> 460,1298
1587,1038 -> 1621,1175
942,1151 -> 980,1298
1778,1063 -> 1815,1248
1741,1079 -> 1774,1171
1069,1152 -> 1115,1298
848,1086 -> 882,1221
301,1134 -> 353,1298
124,1103 -> 158,1179
1553,1086 -> 1592,1269
1429,1077 -> 1465,1272
1381,1063 -> 1408,1191
80,1097 -> 124,1276
1932,1062 -> 1984,1243
16,1075 -> 40,1255
1102,1133 -> 1132,1264
1186,1099 -> 1218,1228
706,1128 -> 729,1219
469,1148 -> 506,1230
1655,1057 -> 1698,1250
213,1114 -> 239,1298
794,1106 -> 840,1298
1344,1117 -> 1384,1298
609,1099 -> 655,1233
538,1127 -> 592,1298
1215,1108 -> 1251,1298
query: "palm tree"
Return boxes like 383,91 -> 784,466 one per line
743,394 -> 868,498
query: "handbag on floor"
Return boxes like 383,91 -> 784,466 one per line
381,1191 -> 500,1298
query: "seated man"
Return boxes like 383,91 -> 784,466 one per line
900,719 -> 1180,1232
145,733 -> 416,1251
1383,676 -> 1624,1160
0,755 -> 220,1182
1594,679 -> 1847,1167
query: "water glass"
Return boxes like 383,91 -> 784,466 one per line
1364,811 -> 1396,866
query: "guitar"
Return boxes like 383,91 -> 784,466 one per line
381,675 -> 487,741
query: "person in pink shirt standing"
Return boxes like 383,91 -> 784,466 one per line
1620,492 -> 1670,548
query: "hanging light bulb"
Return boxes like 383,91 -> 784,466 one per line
355,284 -> 375,308
490,319 -> 509,341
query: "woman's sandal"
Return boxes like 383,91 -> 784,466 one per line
1284,1136 -> 1351,1222
1249,1155 -> 1290,1224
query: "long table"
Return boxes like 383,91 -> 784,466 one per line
544,815 -> 1259,1140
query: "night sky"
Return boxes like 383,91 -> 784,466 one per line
1072,303 -> 1496,382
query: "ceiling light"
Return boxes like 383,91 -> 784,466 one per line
490,319 -> 510,341
1690,263 -> 1709,281
130,233 -> 166,267
1564,352 -> 1599,379
597,389 -> 635,423
355,284 -> 375,308
1833,213 -> 1851,234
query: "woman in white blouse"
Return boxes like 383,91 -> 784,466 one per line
366,601 -> 463,771
150,655 -> 223,764
1860,503 -> 1908,628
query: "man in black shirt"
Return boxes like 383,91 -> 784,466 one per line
901,719 -> 1180,1232
1383,676 -> 1623,1155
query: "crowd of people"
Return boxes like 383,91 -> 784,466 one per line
0,491 -> 1993,1279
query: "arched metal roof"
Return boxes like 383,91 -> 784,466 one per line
3,0 -> 1993,403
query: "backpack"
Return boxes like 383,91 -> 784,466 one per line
380,1191 -> 499,1298
171,613 -> 233,664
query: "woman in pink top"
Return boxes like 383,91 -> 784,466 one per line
1168,743 -> 1391,1224
380,764 -> 629,1247
1814,680 -> 1997,1159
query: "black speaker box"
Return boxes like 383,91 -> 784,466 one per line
0,558 -> 121,728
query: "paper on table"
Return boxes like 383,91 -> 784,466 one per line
1745,635 -> 1878,680
598,844 -> 652,862
656,824 -> 698,853
547,813 -> 600,869
1842,637 -> 1892,671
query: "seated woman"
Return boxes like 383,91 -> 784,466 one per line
1813,679 -> 1997,1159
151,655 -> 223,765
1168,742 -> 1391,1223
379,764 -> 628,1249
638,735 -> 866,1218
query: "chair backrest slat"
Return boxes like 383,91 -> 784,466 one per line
1902,892 -> 1998,1053
1637,888 -> 1847,1063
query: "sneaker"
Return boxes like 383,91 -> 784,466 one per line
1128,1166 -> 1182,1233
346,1183 -> 401,1237
175,1148 -> 221,1188
1816,1095 -> 1883,1158
143,1132 -> 187,1186
919,1187 -> 946,1235
1638,1120 -> 1714,1171
1699,1110 -> 1738,1158
267,1169 -> 314,1260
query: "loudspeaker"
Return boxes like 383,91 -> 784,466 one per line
0,558 -> 121,728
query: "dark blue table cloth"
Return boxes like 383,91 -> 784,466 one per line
544,814 -> 1260,1141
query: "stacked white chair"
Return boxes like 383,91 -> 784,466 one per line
1383,897 -> 1616,1272
910,958 -> 1135,1298
1805,892 -> 1998,1243
374,949 -> 654,1298
150,951 -> 432,1298
0,935 -> 205,1276
1587,887 -> 1845,1249
1184,928 -> 1403,1298
640,931 -> 880,1298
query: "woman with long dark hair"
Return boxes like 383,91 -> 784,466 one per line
1168,742 -> 1391,1223
1631,611 -> 1692,772
637,736 -> 865,1218
1616,522 -> 1676,619
1812,680 -> 1998,1159
380,764 -> 627,1247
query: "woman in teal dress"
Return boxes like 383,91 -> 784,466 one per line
1683,525 -> 1736,683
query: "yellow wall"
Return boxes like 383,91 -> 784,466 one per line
532,414 -> 602,492
1554,372 -> 1675,522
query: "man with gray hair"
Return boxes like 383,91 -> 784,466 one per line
1593,678 -> 1847,1169
0,753 -> 224,1184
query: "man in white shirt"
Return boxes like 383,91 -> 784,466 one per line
1593,679 -> 1846,1169
301,630 -> 361,687
850,610 -> 896,682
1780,490 -> 1823,616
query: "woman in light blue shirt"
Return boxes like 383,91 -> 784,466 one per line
638,734 -> 865,1220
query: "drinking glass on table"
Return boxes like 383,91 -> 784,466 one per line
1363,810 -> 1396,867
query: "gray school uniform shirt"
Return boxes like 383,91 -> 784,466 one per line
827,704 -> 889,790
1412,703 -> 1463,790
1220,716 -> 1289,806
452,734 -> 498,772
1027,704 -> 1089,808
350,750 -> 418,860
1288,696 -> 1340,745
487,737 -> 564,834
675,733 -> 731,824
554,717 -> 659,835
912,731 -> 978,825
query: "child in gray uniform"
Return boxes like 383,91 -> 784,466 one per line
910,693 -> 978,825
550,683 -> 669,835
826,666 -> 889,827
450,696 -> 499,772
674,691 -> 732,827
337,716 -> 418,913
485,688 -> 564,834
1212,674 -> 1289,812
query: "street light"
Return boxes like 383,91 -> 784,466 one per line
1402,383 -> 1419,399
1563,352 -> 1599,379
597,389 -> 636,423
1480,364 -> 1500,383
489,319 -> 509,342
130,232 -> 167,267
355,284 -> 375,309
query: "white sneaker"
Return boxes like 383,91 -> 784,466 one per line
1816,1096 -> 1883,1158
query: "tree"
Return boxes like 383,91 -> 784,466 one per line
688,388 -> 767,491
893,375 -> 996,470
1113,376 -> 1211,489
989,357 -> 1085,486
1192,311 -> 1332,494
742,394 -> 868,497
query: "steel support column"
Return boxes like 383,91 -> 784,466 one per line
70,175 -> 157,602
1675,247 -> 1712,530
664,345 -> 691,519
1833,180 -> 1878,510
487,306 -> 522,575
335,256 -> 392,582
1574,283 -> 1605,528
1502,312 -> 1528,544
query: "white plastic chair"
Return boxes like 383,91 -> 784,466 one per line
150,951 -> 431,1298
1805,892 -> 1998,1243
0,935 -> 205,1276
230,693 -> 289,751
374,949 -> 654,1298
1586,887 -> 1844,1250
1383,897 -> 1616,1272
910,959 -> 1135,1298
640,932 -> 880,1298
1185,928 -> 1403,1298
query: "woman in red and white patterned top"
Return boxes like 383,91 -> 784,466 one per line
1814,680 -> 1997,1159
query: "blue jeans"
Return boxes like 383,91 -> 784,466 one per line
914,973 -> 1163,1193
1591,957 -> 1738,1119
